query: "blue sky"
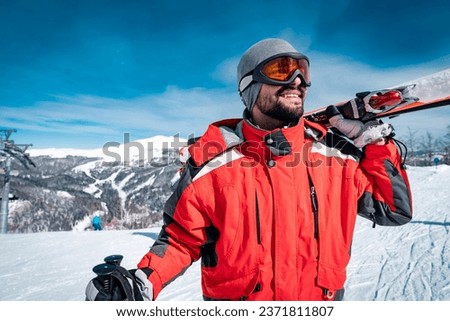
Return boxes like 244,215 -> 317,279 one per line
1,0 -> 449,149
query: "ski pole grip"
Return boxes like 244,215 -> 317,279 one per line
93,263 -> 117,291
104,254 -> 124,266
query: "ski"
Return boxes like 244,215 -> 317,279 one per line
305,68 -> 450,125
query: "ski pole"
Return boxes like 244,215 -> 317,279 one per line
104,254 -> 124,266
92,263 -> 117,292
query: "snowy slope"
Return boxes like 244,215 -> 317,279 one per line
0,165 -> 448,301
346,165 -> 450,300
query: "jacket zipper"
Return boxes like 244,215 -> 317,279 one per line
255,192 -> 261,244
308,171 -> 338,299
308,174 -> 319,239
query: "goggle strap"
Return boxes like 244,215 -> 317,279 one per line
239,74 -> 254,93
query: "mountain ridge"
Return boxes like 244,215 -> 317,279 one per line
4,135 -> 186,233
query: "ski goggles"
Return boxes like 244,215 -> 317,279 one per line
239,53 -> 311,93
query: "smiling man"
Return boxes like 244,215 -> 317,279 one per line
87,38 -> 413,301
238,40 -> 310,129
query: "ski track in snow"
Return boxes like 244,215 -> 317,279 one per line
0,165 -> 448,301
346,165 -> 450,301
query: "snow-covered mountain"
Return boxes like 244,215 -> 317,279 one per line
4,135 -> 187,232
0,165 -> 448,301
28,135 -> 187,161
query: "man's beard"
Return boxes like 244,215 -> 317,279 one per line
256,87 -> 305,123
263,102 -> 304,123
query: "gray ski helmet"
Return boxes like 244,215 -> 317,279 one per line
237,38 -> 302,112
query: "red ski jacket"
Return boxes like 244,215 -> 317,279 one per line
138,117 -> 412,300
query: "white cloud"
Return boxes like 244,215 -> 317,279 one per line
3,51 -> 449,149
2,86 -> 243,145
210,57 -> 239,86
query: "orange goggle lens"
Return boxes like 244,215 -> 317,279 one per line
261,56 -> 309,82
238,54 -> 311,93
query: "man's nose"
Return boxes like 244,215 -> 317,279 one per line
289,76 -> 303,87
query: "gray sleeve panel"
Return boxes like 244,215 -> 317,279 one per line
357,160 -> 412,226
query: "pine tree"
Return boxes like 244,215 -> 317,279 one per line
443,125 -> 450,164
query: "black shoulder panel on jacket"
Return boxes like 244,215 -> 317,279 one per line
322,131 -> 363,162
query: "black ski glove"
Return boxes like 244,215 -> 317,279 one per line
85,264 -> 153,301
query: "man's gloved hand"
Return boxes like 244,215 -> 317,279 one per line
85,276 -> 127,301
326,105 -> 395,148
85,265 -> 153,301
132,268 -> 154,301
352,120 -> 394,148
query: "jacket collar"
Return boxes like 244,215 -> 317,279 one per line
188,116 -> 327,166
241,114 -> 327,159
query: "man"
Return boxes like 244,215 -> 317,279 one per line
87,38 -> 412,301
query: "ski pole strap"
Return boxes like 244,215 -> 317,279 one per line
113,266 -> 144,301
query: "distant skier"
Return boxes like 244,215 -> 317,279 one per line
92,213 -> 102,231
434,157 -> 440,168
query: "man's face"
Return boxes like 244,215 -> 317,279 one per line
253,76 -> 307,123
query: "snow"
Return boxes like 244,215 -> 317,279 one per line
72,159 -> 103,174
28,135 -> 188,163
56,191 -> 74,198
0,165 -> 449,301
72,215 -> 92,232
